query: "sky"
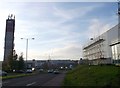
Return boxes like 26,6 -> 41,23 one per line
0,0 -> 118,61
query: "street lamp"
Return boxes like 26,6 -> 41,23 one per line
21,38 -> 35,70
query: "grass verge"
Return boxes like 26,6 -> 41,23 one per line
63,65 -> 120,87
0,73 -> 36,80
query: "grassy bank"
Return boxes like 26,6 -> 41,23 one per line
1,73 -> 36,80
63,65 -> 120,87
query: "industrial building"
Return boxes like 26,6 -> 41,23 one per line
83,25 -> 120,65
3,15 -> 15,61
26,60 -> 78,70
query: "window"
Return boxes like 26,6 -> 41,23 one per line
111,43 -> 120,64
118,44 -> 120,59
112,46 -> 115,59
115,45 -> 118,60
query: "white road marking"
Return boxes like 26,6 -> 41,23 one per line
26,82 -> 36,86
2,81 -> 10,84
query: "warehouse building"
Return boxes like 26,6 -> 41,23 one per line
83,25 -> 120,65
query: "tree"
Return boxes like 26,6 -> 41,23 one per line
2,52 -> 13,72
18,53 -> 25,70
2,50 -> 25,72
12,54 -> 18,71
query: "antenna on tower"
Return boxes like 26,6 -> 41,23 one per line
11,14 -> 13,18
14,15 -> 15,19
8,14 -> 10,19
8,14 -> 15,19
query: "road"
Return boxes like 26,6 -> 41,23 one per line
2,71 -> 66,87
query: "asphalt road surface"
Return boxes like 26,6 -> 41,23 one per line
2,71 -> 66,87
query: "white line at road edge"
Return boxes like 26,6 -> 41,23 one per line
26,82 -> 36,86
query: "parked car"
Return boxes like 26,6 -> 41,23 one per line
13,70 -> 25,73
39,69 -> 44,72
17,70 -> 25,73
53,69 -> 60,74
47,69 -> 53,73
26,69 -> 32,73
0,70 -> 7,76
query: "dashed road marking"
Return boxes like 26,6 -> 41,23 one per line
26,82 -> 36,86
2,81 -> 10,84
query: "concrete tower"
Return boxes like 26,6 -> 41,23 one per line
4,14 -> 15,61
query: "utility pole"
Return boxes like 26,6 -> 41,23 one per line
117,1 -> 120,64
118,1 -> 120,25
21,38 -> 35,70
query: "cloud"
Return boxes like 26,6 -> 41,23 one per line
53,4 -> 101,20
2,0 -> 116,2
81,18 -> 116,44
0,2 -> 117,61
53,44 -> 82,57
28,43 -> 82,60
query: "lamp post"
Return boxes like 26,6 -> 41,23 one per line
118,0 -> 120,24
21,38 -> 35,70
118,0 -> 120,65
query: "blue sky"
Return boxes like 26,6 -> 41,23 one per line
0,1 -> 118,61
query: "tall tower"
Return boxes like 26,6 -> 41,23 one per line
3,14 -> 15,61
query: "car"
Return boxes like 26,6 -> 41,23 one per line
47,69 -> 53,73
0,70 -> 7,76
18,70 -> 25,73
14,70 -> 25,73
39,69 -> 44,72
26,69 -> 32,73
53,69 -> 60,74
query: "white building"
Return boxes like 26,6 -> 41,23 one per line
83,25 -> 120,65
